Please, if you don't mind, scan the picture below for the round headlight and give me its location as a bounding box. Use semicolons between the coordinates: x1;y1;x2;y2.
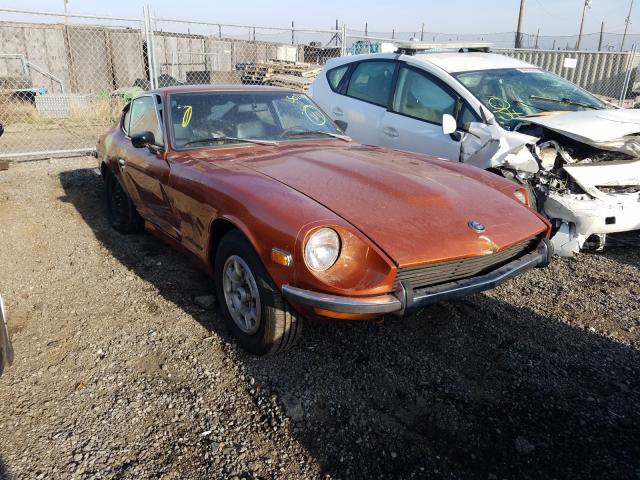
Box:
304;228;341;272
514;190;527;205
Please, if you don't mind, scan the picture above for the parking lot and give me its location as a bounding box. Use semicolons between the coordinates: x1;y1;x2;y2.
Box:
0;156;638;479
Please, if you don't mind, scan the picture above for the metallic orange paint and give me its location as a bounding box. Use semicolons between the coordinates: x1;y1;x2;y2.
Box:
97;85;552;320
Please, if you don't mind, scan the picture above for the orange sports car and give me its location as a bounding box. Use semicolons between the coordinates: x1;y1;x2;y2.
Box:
96;85;552;355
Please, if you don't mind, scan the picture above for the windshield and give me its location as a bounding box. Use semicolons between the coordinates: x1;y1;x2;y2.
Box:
453;68;609;130
169;91;342;149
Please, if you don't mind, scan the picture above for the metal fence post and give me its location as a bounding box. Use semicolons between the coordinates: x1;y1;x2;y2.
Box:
143;5;157;89
619;44;637;106
341;23;347;57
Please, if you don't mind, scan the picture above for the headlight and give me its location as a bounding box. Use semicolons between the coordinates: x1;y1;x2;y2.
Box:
304;228;341;272
514;190;528;205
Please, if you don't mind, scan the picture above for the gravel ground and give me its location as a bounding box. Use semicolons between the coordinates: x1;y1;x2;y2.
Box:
0;156;638;480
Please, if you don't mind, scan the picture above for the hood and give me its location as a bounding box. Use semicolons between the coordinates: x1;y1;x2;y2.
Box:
238;145;547;267
519;109;640;156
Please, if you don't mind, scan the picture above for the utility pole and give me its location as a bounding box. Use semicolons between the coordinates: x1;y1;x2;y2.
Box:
535;28;540;48
515;0;525;48
621;0;634;51
576;0;592;50
598;20;604;50
365;22;368;37
420;23;424;41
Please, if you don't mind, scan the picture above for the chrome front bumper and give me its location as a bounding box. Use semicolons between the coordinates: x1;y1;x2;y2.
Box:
0;295;14;376
282;239;552;317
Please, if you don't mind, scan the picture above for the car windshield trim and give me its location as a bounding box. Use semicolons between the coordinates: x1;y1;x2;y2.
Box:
283;130;351;142
182;136;279;147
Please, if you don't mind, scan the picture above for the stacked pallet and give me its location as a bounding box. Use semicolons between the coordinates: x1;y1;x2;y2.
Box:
270;74;314;91
239;61;322;92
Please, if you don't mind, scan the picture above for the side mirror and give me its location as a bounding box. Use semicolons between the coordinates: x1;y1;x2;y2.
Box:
334;120;348;132
131;131;155;148
442;114;457;135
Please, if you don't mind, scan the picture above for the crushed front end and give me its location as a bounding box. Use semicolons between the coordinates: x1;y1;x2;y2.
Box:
462;111;640;256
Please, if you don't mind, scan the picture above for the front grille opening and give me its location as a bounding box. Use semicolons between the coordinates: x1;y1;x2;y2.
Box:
394;237;538;290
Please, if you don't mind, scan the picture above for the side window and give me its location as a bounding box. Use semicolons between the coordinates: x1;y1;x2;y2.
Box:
129;96;164;146
346;61;395;107
327;65;348;91
392;66;456;125
121;104;132;134
459;105;481;131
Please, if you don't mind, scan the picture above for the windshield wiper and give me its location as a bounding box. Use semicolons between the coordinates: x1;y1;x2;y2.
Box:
284;131;351;142
529;95;600;110
182;135;279;147
511;99;551;112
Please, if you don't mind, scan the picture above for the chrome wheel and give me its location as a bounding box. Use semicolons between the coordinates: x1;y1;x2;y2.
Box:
222;255;261;335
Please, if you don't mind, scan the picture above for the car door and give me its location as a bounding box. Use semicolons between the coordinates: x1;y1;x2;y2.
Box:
120;95;180;238
381;64;462;161
331;60;397;146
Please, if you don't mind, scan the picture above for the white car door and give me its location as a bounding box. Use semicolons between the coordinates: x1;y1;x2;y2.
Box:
381;64;462;161
329;60;397;146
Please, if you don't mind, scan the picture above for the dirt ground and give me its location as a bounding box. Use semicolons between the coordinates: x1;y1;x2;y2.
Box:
0;156;639;480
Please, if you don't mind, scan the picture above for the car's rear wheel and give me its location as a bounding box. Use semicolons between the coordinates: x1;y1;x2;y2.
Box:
105;170;143;233
215;230;303;355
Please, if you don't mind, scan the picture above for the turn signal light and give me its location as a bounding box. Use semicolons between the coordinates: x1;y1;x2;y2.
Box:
270;248;292;267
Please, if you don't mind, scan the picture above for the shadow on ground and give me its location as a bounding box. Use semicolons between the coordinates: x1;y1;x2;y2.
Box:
0;458;9;480
60;168;640;479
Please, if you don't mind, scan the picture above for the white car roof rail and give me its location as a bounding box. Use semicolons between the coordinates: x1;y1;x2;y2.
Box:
392;41;493;55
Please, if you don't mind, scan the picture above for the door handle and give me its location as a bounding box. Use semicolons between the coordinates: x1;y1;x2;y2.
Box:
118;158;126;168
332;107;344;117
383;127;399;138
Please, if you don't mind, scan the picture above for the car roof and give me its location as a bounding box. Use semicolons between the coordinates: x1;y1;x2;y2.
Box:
332;51;537;74
151;84;298;95
413;52;536;73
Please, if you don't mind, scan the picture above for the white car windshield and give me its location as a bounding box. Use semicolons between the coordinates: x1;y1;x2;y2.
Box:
169;91;343;149
454;68;609;130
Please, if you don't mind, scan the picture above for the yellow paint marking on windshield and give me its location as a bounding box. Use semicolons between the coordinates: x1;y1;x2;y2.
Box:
487;96;523;121
179;105;193;128
302;104;326;126
286;94;305;103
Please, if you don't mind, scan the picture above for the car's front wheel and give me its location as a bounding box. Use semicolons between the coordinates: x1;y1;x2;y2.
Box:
215;230;303;355
105;170;143;233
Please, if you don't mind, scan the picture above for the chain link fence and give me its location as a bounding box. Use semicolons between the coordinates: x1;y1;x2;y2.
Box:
0;7;342;159
1;6;640;160
0;9;146;159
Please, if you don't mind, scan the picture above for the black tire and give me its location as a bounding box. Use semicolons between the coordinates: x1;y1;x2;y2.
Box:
105;170;143;233
215;230;303;355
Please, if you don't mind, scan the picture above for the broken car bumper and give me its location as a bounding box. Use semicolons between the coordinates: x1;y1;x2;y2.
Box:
282;239;552;317
545;192;640;256
545;193;640;237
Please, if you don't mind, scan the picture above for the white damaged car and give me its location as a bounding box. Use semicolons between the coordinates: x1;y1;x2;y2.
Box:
310;44;640;256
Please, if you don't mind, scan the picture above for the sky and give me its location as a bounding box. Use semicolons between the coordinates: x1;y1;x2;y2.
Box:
6;0;640;36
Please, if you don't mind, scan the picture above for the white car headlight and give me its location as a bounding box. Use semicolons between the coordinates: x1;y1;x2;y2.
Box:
304;228;341;272
514;190;527;205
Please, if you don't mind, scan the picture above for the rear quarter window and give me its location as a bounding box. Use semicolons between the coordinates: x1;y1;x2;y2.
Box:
327;65;348;91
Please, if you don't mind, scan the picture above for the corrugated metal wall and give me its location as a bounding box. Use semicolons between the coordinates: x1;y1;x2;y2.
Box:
496;48;639;100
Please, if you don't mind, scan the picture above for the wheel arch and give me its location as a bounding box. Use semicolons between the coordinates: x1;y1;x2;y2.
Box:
208;216;263;275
